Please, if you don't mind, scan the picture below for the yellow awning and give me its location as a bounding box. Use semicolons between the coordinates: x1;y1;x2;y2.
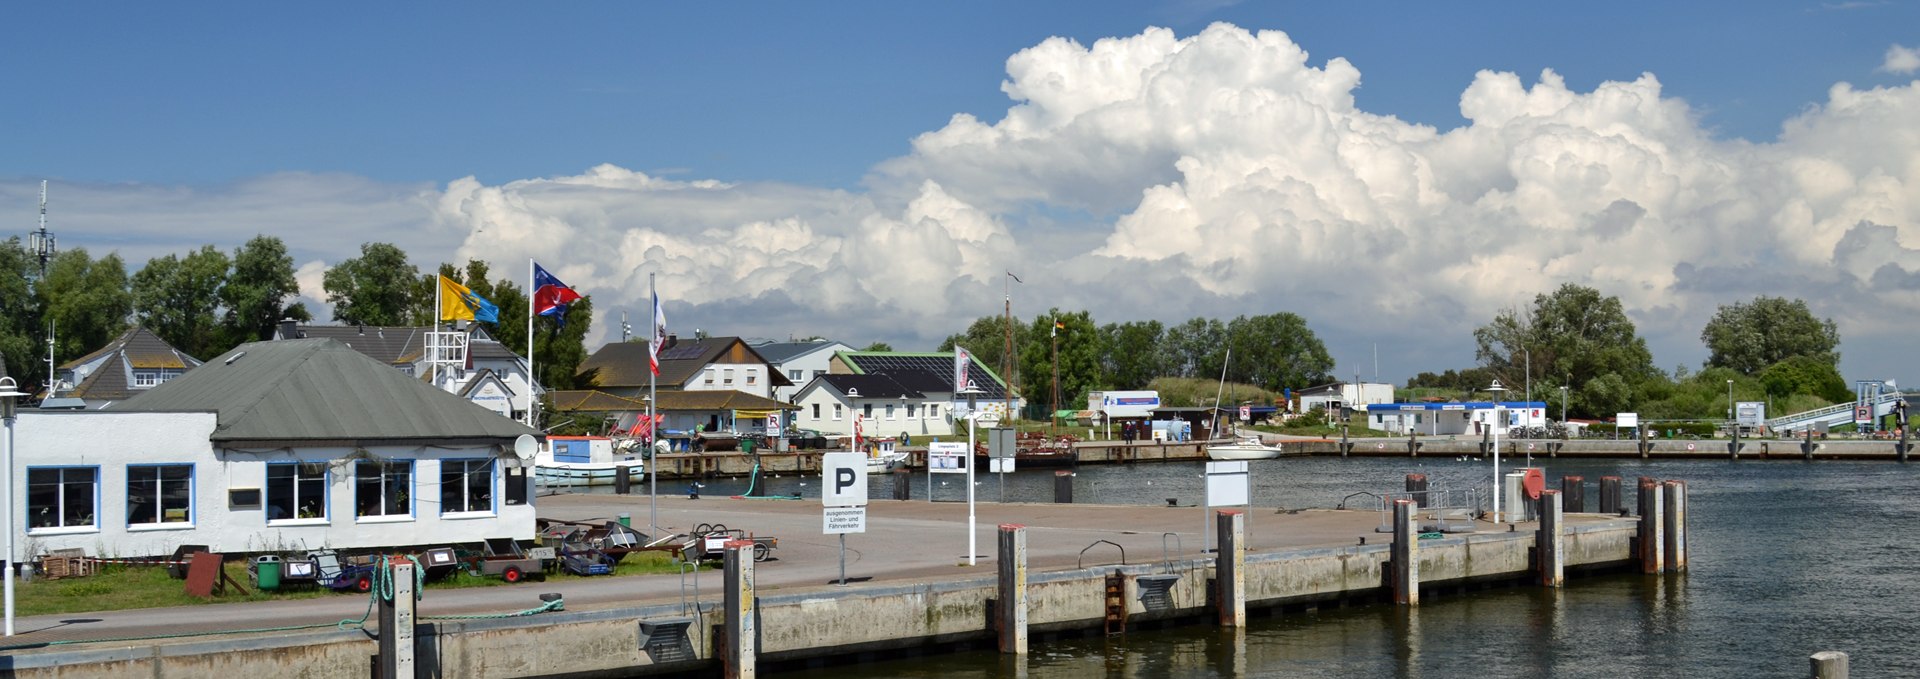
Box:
734;409;782;419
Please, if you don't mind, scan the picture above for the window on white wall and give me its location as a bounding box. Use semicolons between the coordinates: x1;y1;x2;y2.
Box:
929;404;939;419
132;371;159;388
789;369;802;381
704;368;715;385
863;403;873;418
885;403;896;420
812;403;820;419
355;460;412;519
268;462;327;521
908;404;917;419
127;464;192;525
833;404;843;420
27;467;97;530
440;459;494;514
724;369;735;385
747;370;757;385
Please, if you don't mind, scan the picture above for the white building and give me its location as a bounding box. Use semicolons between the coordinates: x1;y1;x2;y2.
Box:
53;326;204;408
9;338;542;559
1296;382;1395;414
791;373;956;440
576;335;790;401
752;339;854;402
1362;402;1550;435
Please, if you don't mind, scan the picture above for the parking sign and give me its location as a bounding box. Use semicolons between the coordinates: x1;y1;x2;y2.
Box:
821;452;868;508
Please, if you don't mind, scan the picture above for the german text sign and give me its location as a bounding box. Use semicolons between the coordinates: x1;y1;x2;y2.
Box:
821;452;868;508
929;442;969;474
1206;460;1250;507
824;506;867;534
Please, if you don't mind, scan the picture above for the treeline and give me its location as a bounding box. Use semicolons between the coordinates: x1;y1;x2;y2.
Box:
937;310;1334;411
0;238;593;394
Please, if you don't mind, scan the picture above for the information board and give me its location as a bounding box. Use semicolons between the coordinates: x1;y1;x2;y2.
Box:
928;441;970;474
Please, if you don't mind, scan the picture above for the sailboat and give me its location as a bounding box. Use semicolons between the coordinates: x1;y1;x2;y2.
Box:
1206;348;1285;460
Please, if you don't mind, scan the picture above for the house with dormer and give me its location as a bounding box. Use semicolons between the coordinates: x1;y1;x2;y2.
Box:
53;326;204;409
272;320;537;422
559;335;796;447
788;350;1022;438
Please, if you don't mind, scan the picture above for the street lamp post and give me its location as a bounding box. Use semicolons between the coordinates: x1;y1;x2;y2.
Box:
1559;385;1569;429
1486;379;1508;524
1727;379;1734;435
958;382;985;566
0;376;25;637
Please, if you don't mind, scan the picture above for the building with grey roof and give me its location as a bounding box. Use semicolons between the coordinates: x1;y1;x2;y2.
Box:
750;338;853;402
54;326;204;408
13;337;542;558
274;320;538;424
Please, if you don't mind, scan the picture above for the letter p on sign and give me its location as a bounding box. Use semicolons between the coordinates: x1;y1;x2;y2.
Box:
821;452;869;508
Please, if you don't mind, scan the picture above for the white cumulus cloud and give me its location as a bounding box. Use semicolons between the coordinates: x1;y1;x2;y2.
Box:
1881;44;1920;74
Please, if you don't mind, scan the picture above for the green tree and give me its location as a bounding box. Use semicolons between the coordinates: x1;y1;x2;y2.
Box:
1759;355;1851;403
1701;296;1840;375
132;245;230;359
219;236;305;347
1160;317;1225;379
1017;310;1101;413
323;243;418;326
43;248;132;363
0;238;44;390
861;342;894;352
539;295;593;390
1474;283;1658;418
1097;320;1164;390
1222;312;1333;392
938;315;1019;382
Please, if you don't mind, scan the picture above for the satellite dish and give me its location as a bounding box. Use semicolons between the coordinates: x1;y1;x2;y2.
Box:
513;434;538;461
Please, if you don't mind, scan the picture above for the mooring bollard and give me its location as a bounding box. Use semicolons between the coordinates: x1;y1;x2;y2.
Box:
1810;650;1849;678
1405;474;1429;508
1803;428;1816;460
892;468;910;501
997;524;1027;655
1215;510;1246;627
1537;489;1563;587
614;466;632;495
1729;427;1741;460
1663;480;1687;573
1599;476;1622;515
1639;426;1651;458
723;539;757;679
1053;470;1073;504
1561;475;1585;513
1637;478;1664;575
1392;499;1418;605
378;559;417;679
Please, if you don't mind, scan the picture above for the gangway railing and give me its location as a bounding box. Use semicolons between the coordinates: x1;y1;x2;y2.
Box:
1768;391;1906;431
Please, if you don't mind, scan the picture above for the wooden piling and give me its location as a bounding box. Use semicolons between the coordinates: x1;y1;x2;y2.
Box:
1053;470;1073;504
723;539;757;679
1663;480;1687;573
1215;510;1246;626
1637;478;1664;575
1405;474;1429;509
1599;476;1621;514
1561;475;1585;513
1537;489;1563;587
1392;499;1418;605
997;524;1028;654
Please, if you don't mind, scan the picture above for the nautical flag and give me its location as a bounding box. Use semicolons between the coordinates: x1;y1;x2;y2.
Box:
1052;319;1064;337
648;288;666;376
532;262;583;325
438;275;499;323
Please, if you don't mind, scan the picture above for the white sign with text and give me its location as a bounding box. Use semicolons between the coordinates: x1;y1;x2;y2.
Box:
821;452;869;508
824;506;867;534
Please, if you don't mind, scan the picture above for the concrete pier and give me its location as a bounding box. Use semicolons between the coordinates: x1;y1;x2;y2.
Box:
996;524;1028;655
1392;499;1418;605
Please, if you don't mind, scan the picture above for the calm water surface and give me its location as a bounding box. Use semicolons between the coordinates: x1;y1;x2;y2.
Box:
607;456;1920;677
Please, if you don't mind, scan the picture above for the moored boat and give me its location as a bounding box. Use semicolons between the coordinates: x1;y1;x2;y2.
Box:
1207;435;1285;460
537;435;646;487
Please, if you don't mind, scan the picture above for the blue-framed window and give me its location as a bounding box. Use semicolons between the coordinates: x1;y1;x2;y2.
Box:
354;460;412;518
27;466;98;530
440;459;493;514
267;461;328;521
127;464;193;526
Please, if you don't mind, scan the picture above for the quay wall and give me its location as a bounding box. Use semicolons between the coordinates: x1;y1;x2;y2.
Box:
4;517;1640;678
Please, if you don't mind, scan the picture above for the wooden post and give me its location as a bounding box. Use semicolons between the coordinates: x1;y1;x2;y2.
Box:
1405;474;1429;509
997;524;1028;654
1215;510;1245;627
1663;480;1687;573
1537;490;1563;587
723;539;757;679
1561;475;1585;513
1053;470;1073;504
1803;428;1816;460
1392;499;1418;605
1598;476;1622;514
1637;477;1664;575
1729;426;1741;460
892;467;910;501
1810;651;1849;678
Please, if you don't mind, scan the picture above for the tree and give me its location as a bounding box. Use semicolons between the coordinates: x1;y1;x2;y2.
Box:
1160;317;1225;379
938;315;1019;381
1701;296;1840;375
1474;283;1658;418
1017;309;1101;414
323;243;418;326
539;295;593;390
0;238;44;390
862;342;893;352
1759;355;1851;403
219;236;305;347
1222;312;1333;392
132;245;230;358
43;248;132;364
1097;320;1164;390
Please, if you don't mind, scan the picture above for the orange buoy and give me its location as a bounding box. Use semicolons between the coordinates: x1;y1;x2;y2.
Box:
1523;468;1546;500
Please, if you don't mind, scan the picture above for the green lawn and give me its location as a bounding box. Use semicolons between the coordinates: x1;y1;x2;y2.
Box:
17;551;707;617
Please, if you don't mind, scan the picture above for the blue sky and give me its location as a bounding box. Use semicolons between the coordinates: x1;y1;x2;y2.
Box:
3;2;1919;387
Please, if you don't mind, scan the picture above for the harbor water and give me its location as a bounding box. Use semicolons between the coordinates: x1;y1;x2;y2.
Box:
613;456;1920;676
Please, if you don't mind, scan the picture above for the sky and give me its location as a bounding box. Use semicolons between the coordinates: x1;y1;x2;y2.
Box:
3;2;1919;389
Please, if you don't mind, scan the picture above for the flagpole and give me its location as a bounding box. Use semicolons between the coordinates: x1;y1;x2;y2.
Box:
525;259;535;428
648;272;659;535
433;273;442;387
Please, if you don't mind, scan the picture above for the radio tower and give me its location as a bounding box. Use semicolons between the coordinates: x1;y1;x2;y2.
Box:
31;181;58;393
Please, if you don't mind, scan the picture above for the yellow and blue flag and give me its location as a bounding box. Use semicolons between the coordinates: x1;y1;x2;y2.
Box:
439;275;500;323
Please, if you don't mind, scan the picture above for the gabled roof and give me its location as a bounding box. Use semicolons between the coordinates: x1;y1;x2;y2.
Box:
61;326;204;402
835;351;1013;400
549;388;796;413
276;324;521;365
579;336;793;389
116;338;538;446
456;369;515;398
751;339;849;364
808;374;926;400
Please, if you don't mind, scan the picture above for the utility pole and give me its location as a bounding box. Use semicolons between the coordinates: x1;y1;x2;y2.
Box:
1050;316;1059;434
1004;271;1020;419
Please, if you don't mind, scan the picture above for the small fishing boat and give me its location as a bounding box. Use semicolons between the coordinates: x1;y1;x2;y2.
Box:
537;435;646;487
865;438;909;472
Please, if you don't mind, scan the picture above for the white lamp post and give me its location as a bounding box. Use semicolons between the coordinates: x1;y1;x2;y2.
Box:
0;376;25;637
846;387;862;452
1486;379;1508;524
1726;379;1735;434
958;381;984;566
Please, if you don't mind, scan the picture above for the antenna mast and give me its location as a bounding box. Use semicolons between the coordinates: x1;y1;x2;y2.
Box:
33;181;60;393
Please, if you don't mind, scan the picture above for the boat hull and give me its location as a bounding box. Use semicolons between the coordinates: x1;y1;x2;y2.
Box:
536;463;645;487
1206;445;1283;460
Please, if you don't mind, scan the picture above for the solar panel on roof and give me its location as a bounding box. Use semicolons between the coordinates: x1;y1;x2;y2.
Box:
658;344;707;360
